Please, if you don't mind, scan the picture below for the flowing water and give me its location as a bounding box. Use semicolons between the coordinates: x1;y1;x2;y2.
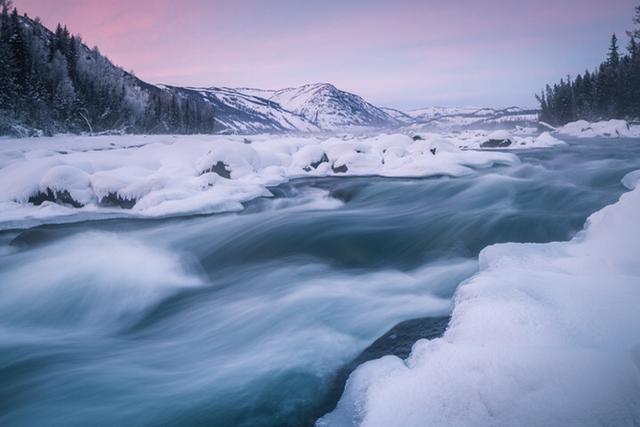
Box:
1;138;639;426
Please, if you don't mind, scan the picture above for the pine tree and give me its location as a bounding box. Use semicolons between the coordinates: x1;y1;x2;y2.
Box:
538;9;640;125
628;37;639;59
607;33;620;68
633;4;640;39
0;6;18;114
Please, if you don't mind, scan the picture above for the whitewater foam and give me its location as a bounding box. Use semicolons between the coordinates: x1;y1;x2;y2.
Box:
0;232;202;331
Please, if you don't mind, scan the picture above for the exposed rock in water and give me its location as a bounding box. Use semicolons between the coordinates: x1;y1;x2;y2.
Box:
354;316;450;363
28;188;84;208
480;138;512;148
304;153;330;172
10;229;58;249
99;193;137;209
309;316;451;424
329;187;359;203
332;163;348;174
201;161;232;179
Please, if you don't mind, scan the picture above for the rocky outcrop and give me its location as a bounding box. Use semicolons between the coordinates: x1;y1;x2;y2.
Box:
28;188;84;208
201;161;232;179
480;138;512;148
98;193;137;209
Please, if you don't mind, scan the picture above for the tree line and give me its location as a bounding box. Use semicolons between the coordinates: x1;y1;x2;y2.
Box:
0;1;215;136
537;4;640;126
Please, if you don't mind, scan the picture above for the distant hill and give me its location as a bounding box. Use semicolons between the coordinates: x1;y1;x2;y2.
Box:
404;106;540;130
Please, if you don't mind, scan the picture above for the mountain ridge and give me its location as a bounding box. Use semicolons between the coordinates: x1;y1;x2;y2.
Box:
182;84;540;134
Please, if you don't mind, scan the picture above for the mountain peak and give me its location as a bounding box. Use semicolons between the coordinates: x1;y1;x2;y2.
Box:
268;83;396;130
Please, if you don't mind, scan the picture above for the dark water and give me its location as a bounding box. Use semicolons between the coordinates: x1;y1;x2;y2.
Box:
0;138;639;426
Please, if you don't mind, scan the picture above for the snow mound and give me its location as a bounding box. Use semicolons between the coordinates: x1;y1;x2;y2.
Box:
557;120;640;138
320;170;640;427
0;134;518;228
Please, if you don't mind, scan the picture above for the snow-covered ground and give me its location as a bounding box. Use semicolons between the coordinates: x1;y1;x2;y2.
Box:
0;133;521;229
556;119;640;138
320;169;640;427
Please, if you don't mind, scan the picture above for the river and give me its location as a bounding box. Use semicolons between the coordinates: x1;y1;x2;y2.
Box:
1;137;638;426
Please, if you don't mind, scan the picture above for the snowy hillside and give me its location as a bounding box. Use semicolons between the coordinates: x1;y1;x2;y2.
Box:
266;83;398;130
381;107;415;124
181;84;399;134
175;86;319;134
0;14;215;136
406;106;540;130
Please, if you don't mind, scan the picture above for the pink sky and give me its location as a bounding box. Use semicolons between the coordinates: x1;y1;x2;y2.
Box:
14;0;639;109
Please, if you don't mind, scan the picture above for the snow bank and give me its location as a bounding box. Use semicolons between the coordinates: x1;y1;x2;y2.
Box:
0;134;518;228
320;170;640;427
557;120;640;138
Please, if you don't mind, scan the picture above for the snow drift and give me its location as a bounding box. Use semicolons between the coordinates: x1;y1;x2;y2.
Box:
319;170;640;427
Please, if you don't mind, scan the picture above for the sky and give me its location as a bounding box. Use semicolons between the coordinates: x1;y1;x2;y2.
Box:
14;0;640;110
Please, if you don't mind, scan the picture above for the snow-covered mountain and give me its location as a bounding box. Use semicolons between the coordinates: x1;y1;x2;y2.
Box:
178;83;399;134
381;107;415;124
264;83;398;130
168;83;540;134
176;86;320;134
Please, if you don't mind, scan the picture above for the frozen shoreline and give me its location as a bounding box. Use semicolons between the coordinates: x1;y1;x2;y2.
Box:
0;133;524;230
